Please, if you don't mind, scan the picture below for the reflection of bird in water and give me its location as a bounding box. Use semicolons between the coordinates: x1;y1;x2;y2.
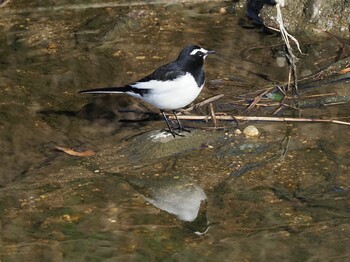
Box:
128;177;210;235
80;44;215;137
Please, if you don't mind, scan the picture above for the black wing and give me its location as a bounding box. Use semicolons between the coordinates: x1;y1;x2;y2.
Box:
136;61;187;82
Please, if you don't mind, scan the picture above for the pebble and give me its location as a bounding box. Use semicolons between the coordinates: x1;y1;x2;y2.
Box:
234;129;242;135
276;56;286;67
243;125;259;137
219;7;227;14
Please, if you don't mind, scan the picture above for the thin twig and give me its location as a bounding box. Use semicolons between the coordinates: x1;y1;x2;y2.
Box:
209;103;217;127
245;87;275;112
276;85;287;96
273;104;285;115
167;114;350;126
0;0;10;8
182;94;224;113
302;93;337;98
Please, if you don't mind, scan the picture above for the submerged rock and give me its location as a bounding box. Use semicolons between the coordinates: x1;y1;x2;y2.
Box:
243;125;260;137
123;129;225;162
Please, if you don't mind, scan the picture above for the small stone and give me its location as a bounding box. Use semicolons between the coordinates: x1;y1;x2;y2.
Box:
300;69;312;77
234;129;242;135
135;56;146;60
219;7;227;14
276;56;286;67
113;50;122;57
243;125;259;137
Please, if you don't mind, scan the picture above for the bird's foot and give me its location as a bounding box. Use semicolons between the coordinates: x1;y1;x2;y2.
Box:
161;128;184;138
170;129;185;137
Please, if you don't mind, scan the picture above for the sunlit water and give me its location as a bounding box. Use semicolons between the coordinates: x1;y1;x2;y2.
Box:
1;1;350;261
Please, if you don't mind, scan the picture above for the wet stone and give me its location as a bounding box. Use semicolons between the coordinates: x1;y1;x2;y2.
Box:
243;125;259;137
123;129;225;162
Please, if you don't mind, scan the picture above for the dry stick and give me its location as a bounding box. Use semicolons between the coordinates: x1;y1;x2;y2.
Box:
276;85;287;96
274;84;289;115
246;87;275;111
167;115;350;126
303;93;337;98
181;94;224;113
0;0;10;8
242;103;281;107
273;105;285;115
209;103;217;127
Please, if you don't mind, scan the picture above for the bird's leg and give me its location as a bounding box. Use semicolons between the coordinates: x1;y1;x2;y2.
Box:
160;110;182;137
173;110;191;133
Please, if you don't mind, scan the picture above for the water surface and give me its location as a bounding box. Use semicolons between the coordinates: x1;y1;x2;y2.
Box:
1;1;350;261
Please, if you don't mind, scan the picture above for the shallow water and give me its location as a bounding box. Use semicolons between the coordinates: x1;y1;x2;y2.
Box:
1;1;350;261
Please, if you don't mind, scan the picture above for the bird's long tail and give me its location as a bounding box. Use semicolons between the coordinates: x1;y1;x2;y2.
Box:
79;86;129;94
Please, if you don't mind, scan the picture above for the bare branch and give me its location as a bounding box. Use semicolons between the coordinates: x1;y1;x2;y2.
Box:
167;114;350;126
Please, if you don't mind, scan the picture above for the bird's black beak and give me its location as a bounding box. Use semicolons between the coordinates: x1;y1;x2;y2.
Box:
207;50;216;55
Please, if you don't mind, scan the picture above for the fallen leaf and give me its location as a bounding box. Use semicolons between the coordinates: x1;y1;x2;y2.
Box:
340;68;350;74
55;146;95;157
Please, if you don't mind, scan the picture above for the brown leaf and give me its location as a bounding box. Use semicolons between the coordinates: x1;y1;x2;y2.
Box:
340;68;350;74
55;146;95;157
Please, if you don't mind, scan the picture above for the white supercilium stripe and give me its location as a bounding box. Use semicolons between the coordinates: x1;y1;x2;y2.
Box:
190;48;208;55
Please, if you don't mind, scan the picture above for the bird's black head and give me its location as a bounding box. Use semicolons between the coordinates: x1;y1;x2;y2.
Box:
176;44;215;70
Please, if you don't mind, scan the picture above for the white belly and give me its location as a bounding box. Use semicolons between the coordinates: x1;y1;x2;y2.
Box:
130;73;203;110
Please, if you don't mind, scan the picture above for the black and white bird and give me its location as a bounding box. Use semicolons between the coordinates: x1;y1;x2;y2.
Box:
79;44;215;137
